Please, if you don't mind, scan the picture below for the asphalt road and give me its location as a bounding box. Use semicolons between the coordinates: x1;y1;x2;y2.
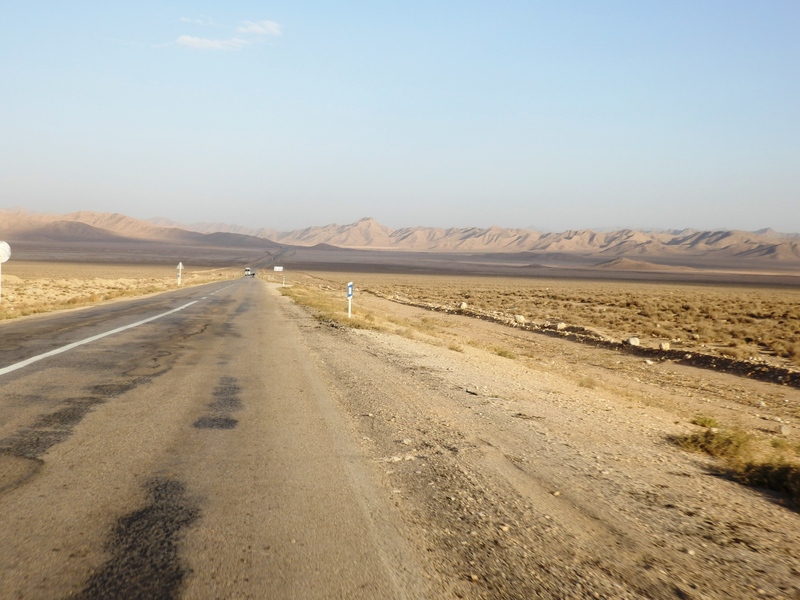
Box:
0;279;426;599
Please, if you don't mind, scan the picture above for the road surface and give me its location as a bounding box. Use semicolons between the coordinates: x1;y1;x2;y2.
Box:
0;279;427;599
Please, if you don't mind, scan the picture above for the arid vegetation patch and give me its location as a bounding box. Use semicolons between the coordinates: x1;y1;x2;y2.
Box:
322;274;800;368
0;262;238;320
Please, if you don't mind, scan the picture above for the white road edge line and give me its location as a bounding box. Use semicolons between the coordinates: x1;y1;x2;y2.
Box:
0;300;199;377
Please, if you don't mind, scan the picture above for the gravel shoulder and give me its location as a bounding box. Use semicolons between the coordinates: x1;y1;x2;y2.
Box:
284;288;800;599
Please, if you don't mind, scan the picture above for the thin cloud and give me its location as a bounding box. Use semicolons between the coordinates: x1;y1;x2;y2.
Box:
172;18;282;51
176;35;249;51
237;20;282;36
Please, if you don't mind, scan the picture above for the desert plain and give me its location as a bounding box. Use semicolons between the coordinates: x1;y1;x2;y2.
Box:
1;212;800;598
0;261;239;320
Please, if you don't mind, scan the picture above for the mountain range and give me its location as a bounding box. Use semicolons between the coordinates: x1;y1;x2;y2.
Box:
2;209;800;269
153;216;800;264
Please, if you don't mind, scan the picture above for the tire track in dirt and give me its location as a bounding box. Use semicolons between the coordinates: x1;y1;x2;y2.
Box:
296;297;800;599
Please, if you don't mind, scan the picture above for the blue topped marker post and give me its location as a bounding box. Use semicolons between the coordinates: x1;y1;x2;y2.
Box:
347;282;354;318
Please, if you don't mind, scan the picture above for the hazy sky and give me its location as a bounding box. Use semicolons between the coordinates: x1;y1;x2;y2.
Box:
1;1;798;232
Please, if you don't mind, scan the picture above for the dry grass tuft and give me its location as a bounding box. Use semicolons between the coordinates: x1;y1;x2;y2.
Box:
675;427;752;460
691;415;721;428
735;461;800;504
674;424;800;505
491;346;516;359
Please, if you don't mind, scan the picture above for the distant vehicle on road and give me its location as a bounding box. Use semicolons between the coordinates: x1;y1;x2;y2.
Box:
243;268;255;277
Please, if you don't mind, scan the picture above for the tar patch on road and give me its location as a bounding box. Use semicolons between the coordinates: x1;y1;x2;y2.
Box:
234;299;253;315
0;379;143;492
88;378;143;398
0;451;42;493
76;478;199;600
193;376;242;430
0;397;105;460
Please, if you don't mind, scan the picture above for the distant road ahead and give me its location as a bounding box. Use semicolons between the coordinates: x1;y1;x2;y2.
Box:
0;279;424;599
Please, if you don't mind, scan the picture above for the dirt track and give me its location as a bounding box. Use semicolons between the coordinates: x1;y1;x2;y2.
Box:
292;290;800;599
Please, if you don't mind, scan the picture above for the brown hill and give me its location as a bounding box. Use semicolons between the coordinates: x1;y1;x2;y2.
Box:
0;209;280;249
24;220;129;243
595;258;696;272
178;221;280;241
276;218;396;248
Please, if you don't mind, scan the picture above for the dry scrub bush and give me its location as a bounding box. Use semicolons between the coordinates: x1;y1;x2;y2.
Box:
691;415;721;428
492;347;517;359
736;461;800;505
676;427;753;460
674;424;800;505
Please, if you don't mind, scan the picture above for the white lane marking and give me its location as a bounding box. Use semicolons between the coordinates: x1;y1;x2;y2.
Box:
0;301;199;377
202;297;208;300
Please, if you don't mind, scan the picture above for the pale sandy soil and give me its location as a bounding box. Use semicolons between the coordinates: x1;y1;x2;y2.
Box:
291;272;800;376
287;285;800;599
0;262;240;321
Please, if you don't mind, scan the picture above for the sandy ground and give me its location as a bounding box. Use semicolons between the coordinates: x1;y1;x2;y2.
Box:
0;262;240;320
288;289;800;599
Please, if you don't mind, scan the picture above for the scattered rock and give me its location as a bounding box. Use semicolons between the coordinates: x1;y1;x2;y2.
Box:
644;359;654;365
459;302;468;310
466;386;479;396
779;424;791;436
556;322;567;331
660;342;671;351
627;337;640;346
514;314;526;324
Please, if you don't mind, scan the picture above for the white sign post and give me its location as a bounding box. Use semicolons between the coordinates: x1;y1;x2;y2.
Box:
177;262;183;286
347;281;354;318
0;241;10;303
274;265;284;285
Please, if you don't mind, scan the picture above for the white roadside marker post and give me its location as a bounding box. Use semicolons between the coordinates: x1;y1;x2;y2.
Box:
347;281;354;318
177;262;183;286
0;241;10;303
